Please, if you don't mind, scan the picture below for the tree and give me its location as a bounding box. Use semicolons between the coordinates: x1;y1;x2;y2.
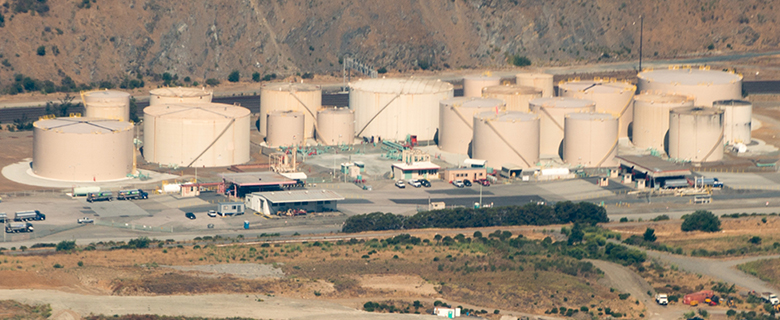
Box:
36;45;46;56
251;72;260;82
511;55;531;67
228;70;240;82
56;240;76;251
681;210;721;232
643;228;657;242
749;236;762;245
473;231;482;238
377;67;387;74
567;223;584;245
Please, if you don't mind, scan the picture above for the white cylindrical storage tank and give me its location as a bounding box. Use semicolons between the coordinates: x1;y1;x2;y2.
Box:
516;73;554;97
637;66;742;107
473;111;540;169
632;93;694;151
558;79;636;139
143;103;250;167
33;117;133;181
713;100;752;145
438;97;505;154
563;112;619;167
668;106;724;163
350;78;454;141
266;110;305;147
529;97;596;157
481;84;542;112
82;90;131;121
463;74;501;97
260;82;322;138
317;107;355;145
149;87;213;106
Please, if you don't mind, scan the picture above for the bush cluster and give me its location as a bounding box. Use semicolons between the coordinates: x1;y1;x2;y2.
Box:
681;210;721;232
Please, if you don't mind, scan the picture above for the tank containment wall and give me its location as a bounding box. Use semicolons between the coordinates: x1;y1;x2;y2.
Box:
260;82;322;138
266;110;305;147
438;97;505;154
632;92;694;152
149;87;213;106
463;74;501;98
82;90;131;122
529;97;596;157
472;111;540;169
713;100;752;145
668;106;724;163
33;117;133;181
558;79;636;138
349;78;454;141
563;112;619;167
516;73;554;98
482;84;542;112
317;107;355;145
637;66;742;107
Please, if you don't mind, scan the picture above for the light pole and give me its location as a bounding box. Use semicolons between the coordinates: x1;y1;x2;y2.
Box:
479;182;483;208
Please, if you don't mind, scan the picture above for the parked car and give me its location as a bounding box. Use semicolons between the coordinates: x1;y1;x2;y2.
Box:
185;212;196;220
77;217;94;224
452;180;465;188
407;179;422;188
478;179;491;186
419;179;431;187
463;179;472;187
207;210;217;217
395;180;406;188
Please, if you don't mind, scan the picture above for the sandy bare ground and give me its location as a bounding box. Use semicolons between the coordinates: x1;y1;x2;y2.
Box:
0;289;442;320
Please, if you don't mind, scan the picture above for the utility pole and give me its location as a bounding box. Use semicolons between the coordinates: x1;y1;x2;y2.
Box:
639;15;644;72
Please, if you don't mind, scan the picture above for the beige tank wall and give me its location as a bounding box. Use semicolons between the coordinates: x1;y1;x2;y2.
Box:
463;76;501;97
516;73;554;97
472;111;539;169
558;80;635;138
714;100;752;144
438;98;504;154
637;68;742;107
530;98;596;157
317;108;355;145
482;85;541;112
632;93;694;152
266;111;305;147
563;113;618;167
83;90;131;121
260;84;321;138
668;107;724;162
149;88;213;106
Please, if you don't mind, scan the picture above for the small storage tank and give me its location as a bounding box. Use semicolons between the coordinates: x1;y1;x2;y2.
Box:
558;79;636;138
438;97;505;154
473;111;540;169
668;106;724;162
713;100;752;145
260;82;322;138
266;110;305;147
144;103;250;167
637;66;742;107
463;74;501;97
317;107;355;145
529;97;596;156
632;93;694;151
350;78;454;141
516;73;554;97
82;90;131;121
481;84;542;112
149;87;213;106
563;113;619;167
33;117;133;181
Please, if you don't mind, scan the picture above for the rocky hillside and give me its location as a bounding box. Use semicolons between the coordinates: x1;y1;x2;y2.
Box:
0;0;778;89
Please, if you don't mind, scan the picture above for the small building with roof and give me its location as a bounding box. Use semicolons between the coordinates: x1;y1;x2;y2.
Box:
245;189;345;216
616;155;692;188
220;172;297;197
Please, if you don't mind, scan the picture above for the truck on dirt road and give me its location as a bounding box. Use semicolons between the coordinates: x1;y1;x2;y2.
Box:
655;293;669;305
14;210;46;221
684;290;717;306
5;222;33;233
762;292;779;305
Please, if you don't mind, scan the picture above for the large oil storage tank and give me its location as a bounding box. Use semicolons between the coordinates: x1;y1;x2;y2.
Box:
317;107;355;145
266;110;305;147
516;73;554;97
632;93;694;151
260;82;321;138
637;66;742;107
713;100;752;145
463;74;501;97
438;97;505;154
33;117;133;181
82;90;131;121
149;87;213;106
472;111;540;169
558;79;636;138
668;106;724;163
481;84;542;112
529;97;596;156
350;78;454;141
563;113;618;167
143;103;250;167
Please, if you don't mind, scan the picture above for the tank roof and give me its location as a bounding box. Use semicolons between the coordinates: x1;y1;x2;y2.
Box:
475;110;538;122
83;90;130;99
482;84;541;95
713;99;751;107
149;87;212;97
559;80;635;93
530;97;595;108
638;68;742;85
671;106;724;116
634;92;693;104
318;107;354;114
349;78;454;94
34;117;133;133
144;103;250;119
517;73;553;79
463;74;501;81
441;97;504;108
263;82;320;92
566;112;616;121
268;110;304;117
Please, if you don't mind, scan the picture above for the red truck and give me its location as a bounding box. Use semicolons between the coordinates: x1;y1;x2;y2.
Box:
683;290;717;306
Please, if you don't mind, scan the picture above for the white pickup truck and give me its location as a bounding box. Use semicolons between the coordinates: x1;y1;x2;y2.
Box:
655;293;668;306
762;292;779;305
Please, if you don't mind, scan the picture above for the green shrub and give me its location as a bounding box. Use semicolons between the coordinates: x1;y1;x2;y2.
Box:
511;55;531;67
36;46;46;56
228;70;240;82
643;228;657;242
205;78;220;86
55;240;76;252
53;263;63;268
77;261;84;267
252;72;260;82
681;210;721;232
